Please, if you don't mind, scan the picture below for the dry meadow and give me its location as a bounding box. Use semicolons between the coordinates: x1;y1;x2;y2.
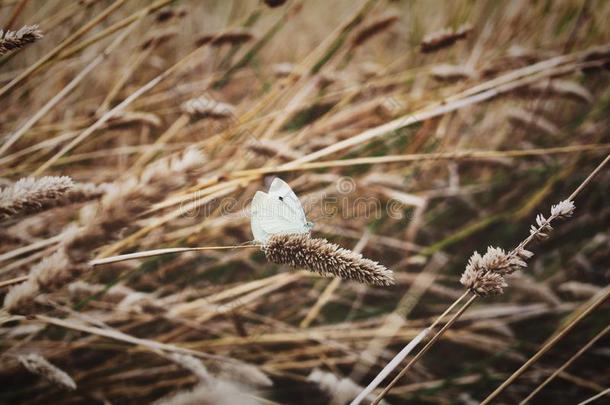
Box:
1;0;609;404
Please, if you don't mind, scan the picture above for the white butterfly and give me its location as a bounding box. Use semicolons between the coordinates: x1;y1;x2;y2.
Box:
251;178;314;243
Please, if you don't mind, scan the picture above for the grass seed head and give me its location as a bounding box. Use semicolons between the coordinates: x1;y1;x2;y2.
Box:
18;353;76;390
420;23;472;53
0;25;43;55
263;234;395;286
0;176;74;220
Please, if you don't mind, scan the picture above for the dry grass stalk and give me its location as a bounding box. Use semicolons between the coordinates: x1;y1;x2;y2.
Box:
104;111;163;128
519;325;610;404
3;149;204;314
67;147;204;256
247;138;303;160
506;107;560;136
140;28;178;49
275;51;592;169
377;156;604;402
0;0;128;98
0;24;43;55
372;293;478;404
420;23;472;53
32;32;205;175
525;79;594;104
18;353;76;390
2;3;610;403
89;245;257;267
0;176;74;220
26;316;264;404
0;0;171;99
263;234;395;286
353;328;429;404
0;19;139;157
576;387;610;405
349;253;443;383
308;97;395;137
195;29;255;47
481;45;550;76
558;281;601;298
155;7;187;23
233;143;610;176
481;286;610;404
351;14;399;48
68;280;135;304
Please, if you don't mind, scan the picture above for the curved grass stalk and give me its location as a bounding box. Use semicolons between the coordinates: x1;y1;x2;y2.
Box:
89;245;261;267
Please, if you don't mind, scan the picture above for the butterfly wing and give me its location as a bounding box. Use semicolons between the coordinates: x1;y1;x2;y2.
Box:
267;178;307;224
257;194;309;234
250;191;271;243
251;179;312;243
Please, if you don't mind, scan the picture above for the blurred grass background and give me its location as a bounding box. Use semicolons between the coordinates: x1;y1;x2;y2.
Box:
0;0;609;404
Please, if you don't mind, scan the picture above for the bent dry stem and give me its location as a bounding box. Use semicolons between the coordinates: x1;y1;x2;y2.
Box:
481;286;610;404
519;325;610;404
372;293;477;404
372;152;610;403
89;245;261;266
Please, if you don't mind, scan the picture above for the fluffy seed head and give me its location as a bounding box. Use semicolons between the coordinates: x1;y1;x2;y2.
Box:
474;246;525;276
263;234;395;286
3;250;76;315
153;380;258;405
181;97;236;119
0;176;74;219
209;360;273;388
3;280;39;314
0;25;43;55
18;354;76;390
420;23;472;53
551;199;575;218
308;369;386;405
430;64;476;81
460;266;507;297
165;353;210;382
460;243;534;296
29;250;71;292
459;246;523;296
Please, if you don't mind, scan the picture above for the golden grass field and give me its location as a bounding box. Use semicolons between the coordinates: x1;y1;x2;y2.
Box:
1;0;609;404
